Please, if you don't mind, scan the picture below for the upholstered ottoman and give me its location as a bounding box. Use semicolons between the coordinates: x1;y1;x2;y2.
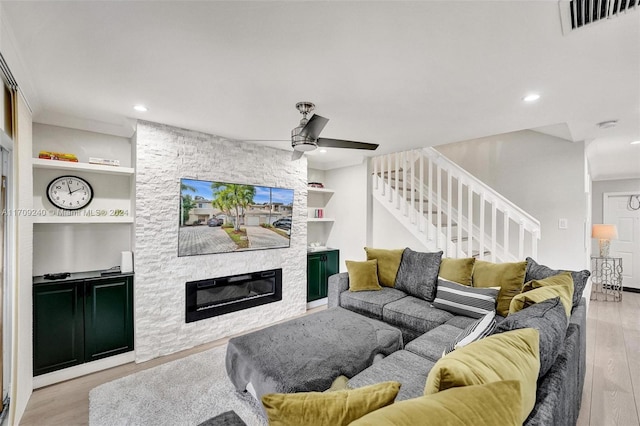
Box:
225;307;403;400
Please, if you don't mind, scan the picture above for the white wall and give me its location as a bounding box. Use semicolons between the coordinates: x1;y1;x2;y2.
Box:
436;130;588;270
324;162;369;272
134;121;307;362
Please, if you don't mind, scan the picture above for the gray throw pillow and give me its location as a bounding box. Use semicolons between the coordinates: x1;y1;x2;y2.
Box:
395;249;443;301
493;297;568;378
525;257;590;309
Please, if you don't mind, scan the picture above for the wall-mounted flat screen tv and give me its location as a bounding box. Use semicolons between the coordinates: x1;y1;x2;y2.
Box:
178;178;294;257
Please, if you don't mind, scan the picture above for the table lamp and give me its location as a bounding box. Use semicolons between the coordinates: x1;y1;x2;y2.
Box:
592;224;618;257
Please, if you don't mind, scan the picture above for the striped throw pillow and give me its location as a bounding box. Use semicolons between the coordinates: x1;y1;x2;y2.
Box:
443;311;497;355
432;277;499;319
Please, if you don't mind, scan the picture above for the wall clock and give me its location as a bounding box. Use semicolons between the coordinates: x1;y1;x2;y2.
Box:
46;175;94;210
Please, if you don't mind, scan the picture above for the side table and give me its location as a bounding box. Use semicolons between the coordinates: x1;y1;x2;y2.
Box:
590;256;623;302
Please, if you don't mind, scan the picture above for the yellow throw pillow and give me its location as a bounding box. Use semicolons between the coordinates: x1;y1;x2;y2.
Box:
325;375;350;392
510;274;574;316
472;260;527;316
522;271;573;293
364;247;404;287
424;328;540;424
261;381;401;426
439;257;475;286
346;260;382;292
351;380;522;426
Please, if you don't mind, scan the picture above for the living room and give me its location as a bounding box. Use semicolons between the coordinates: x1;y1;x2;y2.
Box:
0;1;638;425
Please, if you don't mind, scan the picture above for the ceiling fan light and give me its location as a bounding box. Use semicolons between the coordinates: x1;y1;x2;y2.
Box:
292;141;317;152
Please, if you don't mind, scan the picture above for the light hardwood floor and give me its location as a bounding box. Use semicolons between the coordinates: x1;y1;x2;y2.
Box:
20;295;640;425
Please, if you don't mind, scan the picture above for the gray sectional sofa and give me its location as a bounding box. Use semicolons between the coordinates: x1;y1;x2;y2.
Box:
327;266;588;426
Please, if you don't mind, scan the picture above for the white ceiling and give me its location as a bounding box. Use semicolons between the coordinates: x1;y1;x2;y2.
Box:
2;1;639;177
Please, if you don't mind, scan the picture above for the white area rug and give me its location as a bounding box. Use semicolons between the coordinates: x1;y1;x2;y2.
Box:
89;345;267;426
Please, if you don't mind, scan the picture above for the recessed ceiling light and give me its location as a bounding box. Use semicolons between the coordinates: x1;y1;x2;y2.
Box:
597;120;618;129
522;94;540;102
631;140;640;145
319;149;327;154
133;105;148;112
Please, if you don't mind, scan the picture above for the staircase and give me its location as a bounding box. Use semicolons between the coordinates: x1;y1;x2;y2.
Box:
372;148;540;262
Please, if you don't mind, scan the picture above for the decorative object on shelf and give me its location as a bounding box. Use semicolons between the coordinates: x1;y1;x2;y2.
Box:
121;251;134;273
89;157;120;167
43;272;70;280
313;208;324;218
46;175;94;210
38;151;78;162
590;256;623;302
308;182;324;188
591;224;618;257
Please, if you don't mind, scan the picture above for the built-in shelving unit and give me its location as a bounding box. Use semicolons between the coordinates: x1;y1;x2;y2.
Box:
31;124;136;386
32;158;135;175
307;186;335;222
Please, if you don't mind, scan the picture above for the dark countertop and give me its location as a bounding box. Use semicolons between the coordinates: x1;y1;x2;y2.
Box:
33;270;134;284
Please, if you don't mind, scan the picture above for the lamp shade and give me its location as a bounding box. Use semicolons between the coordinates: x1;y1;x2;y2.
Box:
592;224;618;240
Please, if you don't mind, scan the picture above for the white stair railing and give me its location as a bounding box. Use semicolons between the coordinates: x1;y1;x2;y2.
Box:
372;148;540;262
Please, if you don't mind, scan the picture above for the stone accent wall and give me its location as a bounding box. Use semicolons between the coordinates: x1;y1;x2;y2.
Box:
134;120;307;362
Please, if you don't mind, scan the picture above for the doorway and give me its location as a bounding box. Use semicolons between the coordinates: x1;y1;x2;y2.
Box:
604;192;640;289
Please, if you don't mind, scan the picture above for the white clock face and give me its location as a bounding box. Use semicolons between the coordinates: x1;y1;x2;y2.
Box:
46;175;94;210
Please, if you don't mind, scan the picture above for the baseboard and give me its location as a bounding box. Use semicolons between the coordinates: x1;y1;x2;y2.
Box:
33;351;135;389
307;298;328;310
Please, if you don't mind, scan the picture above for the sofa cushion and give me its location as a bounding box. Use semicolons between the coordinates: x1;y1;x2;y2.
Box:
261;381;401;426
444;315;477;329
351;380;522;426
345;259;382;292
364;247;405;287
473;260;527;317
395;249;443;301
425;328;540;424
439;257;475;285
348;350;436;401
432;277;499;319
495;297;567;378
525;257;591;309
383;295;454;335
340;287;407;320
510;278;573;317
444;311;497;355
405;324;462;362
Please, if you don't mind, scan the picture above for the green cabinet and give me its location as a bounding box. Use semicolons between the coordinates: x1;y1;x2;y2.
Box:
33;281;85;375
84;276;134;362
307;249;339;302
33;272;134;376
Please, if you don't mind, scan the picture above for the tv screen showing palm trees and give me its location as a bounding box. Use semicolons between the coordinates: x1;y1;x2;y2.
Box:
179;178;294;256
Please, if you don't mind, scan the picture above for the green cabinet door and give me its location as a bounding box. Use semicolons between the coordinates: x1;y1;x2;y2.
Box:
33;281;84;376
307;250;339;302
84;276;134;362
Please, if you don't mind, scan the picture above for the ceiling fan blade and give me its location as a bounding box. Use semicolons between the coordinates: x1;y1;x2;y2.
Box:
317;138;379;151
291;150;304;161
300;114;329;139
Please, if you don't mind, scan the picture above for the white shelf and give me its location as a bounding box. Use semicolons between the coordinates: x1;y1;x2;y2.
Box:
33;216;134;224
307;218;335;222
307;187;335;194
33;158;135;175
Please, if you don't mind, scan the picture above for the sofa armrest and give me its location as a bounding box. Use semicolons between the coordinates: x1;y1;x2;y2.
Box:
328;272;349;308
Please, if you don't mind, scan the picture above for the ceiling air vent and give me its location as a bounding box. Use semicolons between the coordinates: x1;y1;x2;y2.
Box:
559;0;639;33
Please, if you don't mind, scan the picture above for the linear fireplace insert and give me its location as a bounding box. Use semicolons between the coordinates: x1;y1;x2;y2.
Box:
185;268;282;323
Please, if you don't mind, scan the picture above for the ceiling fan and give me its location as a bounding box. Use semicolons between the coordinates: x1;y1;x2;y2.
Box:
291;102;378;152
290;102;379;153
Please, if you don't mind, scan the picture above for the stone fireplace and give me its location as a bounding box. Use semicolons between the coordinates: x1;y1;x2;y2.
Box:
134;120;307;362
